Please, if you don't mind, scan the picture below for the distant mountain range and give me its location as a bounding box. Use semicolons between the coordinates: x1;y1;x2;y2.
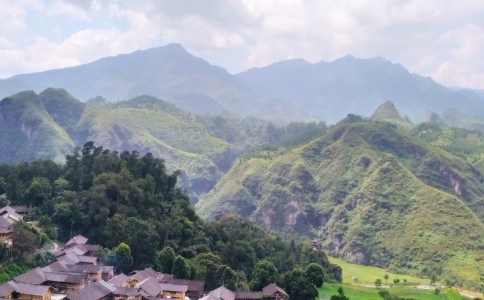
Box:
236;56;484;123
1;44;483;124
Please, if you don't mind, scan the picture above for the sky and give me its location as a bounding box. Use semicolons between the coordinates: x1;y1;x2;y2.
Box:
1;0;484;89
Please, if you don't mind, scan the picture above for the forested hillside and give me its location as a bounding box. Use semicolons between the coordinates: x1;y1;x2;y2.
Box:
0;143;341;292
197;114;484;290
0;88;324;203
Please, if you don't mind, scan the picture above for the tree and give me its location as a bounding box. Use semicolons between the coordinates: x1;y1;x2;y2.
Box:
218;265;238;290
305;263;325;287
283;267;318;300
375;278;382;288
378;289;391;299
114;243;133;273
0;241;9;262
249;260;278;291
430;272;438;284
172;255;191;279
155;247;176;273
384;274;389;283
330;287;349;300
12;222;38;259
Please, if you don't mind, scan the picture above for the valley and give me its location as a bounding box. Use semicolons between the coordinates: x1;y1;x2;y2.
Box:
4;81;484;292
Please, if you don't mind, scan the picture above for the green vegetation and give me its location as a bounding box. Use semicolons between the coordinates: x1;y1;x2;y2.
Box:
0;143;341;297
370;101;412;129
328;257;425;284
197;114;484;289
0;88;325;204
318;284;473;300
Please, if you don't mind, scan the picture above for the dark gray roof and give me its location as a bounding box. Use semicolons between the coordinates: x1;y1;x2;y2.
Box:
67;280;115;300
159;283;188;292
14;267;47;285
68;265;102;274
9;205;28;213
108;273;129;287
0;280;50;297
209;286;235;300
129;268;160;282
43;261;70;272
262;284;288;297
79;255;99;264
45;272;86;284
65;235;88;246
0;281;17;297
16;282;50;296
101;266;114;274
114;286;139;296
134;277;162;297
235;291;264;299
163;278;205;292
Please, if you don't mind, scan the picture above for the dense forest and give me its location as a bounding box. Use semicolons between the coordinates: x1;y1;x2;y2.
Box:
0;142;341;296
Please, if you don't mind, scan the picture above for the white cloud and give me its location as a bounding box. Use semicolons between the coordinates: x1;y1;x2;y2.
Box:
1;0;484;88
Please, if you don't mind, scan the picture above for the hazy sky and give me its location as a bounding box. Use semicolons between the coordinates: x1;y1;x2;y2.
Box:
1;0;484;89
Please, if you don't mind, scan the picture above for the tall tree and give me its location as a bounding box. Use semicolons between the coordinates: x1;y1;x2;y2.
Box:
249;260;278;291
305;263;325;288
155;247;176;273
172;255;191;279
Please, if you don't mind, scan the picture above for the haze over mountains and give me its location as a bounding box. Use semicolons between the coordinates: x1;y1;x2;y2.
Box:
1;44;483;124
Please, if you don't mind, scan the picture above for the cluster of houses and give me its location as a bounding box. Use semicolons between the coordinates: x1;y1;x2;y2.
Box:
0;205;29;241
0;205;289;300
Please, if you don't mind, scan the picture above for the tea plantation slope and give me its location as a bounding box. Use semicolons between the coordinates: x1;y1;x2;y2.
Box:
197;119;484;288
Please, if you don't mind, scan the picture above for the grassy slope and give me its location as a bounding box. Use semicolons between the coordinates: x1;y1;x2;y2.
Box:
197;119;484;288
0;90;74;163
0;89;233;202
328;257;427;284
318;285;470;300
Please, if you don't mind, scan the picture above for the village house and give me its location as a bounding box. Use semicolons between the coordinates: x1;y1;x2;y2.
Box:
0;206;24;241
161;278;205;299
199;284;289;300
0;280;52;300
65;280;116;300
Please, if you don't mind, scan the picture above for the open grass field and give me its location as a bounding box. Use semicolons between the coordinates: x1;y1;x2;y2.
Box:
328;256;429;284
318;284;473;300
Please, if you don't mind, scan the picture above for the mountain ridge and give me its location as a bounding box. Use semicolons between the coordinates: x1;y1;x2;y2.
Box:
196;115;484;288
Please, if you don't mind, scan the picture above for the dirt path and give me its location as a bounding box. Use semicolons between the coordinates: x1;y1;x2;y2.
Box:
457;289;481;299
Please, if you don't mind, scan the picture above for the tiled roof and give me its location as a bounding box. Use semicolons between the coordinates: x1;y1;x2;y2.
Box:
13;267;47;285
262;284;288;297
16;282;50;296
163;278;205;292
67;280;115;300
209;286;235;300
79;255;99;264
235;291;264;299
65;235;88;246
101;266;114;274
108;273;130;287
129;268;160;282
44;272;86;284
159;283;188;292
114;286;139;296
135;277;162;297
0;281;17;297
68;265;102;274
0;280;49;297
